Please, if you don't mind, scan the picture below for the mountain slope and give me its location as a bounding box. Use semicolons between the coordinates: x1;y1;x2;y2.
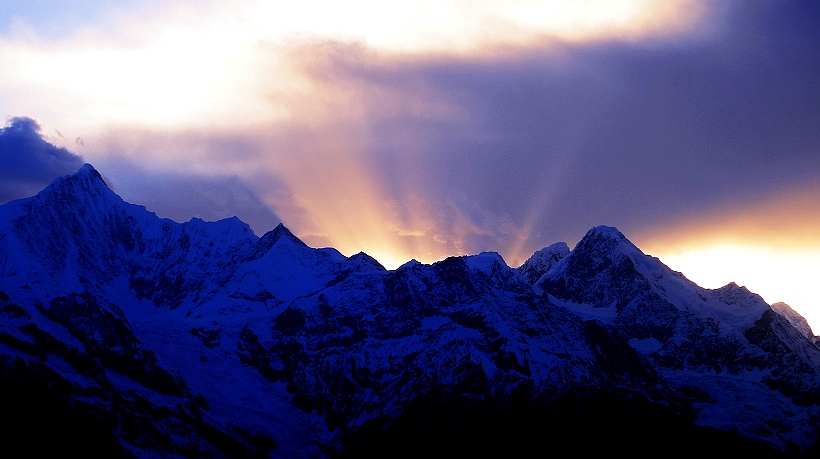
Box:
1;166;818;457
772;301;817;342
528;226;820;452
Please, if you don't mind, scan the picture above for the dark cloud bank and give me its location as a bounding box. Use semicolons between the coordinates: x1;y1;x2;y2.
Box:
301;1;820;251
0;117;85;202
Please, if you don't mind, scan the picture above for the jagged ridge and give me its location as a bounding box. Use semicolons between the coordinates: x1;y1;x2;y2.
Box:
0;165;818;457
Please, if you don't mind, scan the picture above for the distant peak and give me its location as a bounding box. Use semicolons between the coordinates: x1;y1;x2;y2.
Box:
713;282;765;306
464;251;507;275
586;225;626;240
272;223;307;245
78;163;99;175
245;223;309;261
184;215;254;237
256;223;308;249
66;163;109;189
465;251;505;263
35;163;114;204
74;163;107;184
573;225;643;256
717;282;748;293
518;242;570;285
398;259;421;270
532;242;571;260
771;302;816;339
572;226;632;253
346;252;386;272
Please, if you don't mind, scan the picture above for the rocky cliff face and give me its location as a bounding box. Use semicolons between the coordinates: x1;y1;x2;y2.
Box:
529;226;820;453
0;165;818;457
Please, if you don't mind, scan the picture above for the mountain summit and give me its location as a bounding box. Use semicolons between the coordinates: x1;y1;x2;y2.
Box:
1;165;818;457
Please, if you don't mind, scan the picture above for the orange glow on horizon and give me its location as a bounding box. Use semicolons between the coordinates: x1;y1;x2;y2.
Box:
638;182;820;336
646;243;820;336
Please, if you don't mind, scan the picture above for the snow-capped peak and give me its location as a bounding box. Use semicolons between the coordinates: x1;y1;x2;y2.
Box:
712;282;763;306
772;301;816;340
586;225;623;237
533;242;571;263
518;242;570;285
263;223;308;247
463;251;506;275
578;225;643;257
1;167;819;456
37;162;114;202
247;223;309;260
77;162;104;180
345;252;386;272
398;259;422;270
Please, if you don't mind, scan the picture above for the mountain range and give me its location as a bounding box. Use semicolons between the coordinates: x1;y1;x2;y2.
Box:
1;164;818;457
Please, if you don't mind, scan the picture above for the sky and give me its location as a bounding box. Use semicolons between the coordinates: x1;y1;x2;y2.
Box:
0;1;818;333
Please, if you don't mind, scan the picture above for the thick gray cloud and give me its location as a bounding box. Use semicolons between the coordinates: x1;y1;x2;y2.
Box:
5;2;818;265
0;116;85;202
87;1;812;264
315;0;820;254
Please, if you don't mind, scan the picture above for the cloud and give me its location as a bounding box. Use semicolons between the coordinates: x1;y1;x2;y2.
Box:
26;1;808;270
0;0;711;135
99;159;282;237
636;180;820;251
1;2;819;328
1;1;818;272
0;115;280;235
0;116;85;202
274;0;820;262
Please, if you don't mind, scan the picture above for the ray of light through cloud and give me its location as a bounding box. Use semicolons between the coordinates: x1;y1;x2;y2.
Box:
1;0;819;332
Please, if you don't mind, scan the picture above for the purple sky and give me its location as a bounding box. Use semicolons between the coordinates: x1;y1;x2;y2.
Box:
0;1;818;330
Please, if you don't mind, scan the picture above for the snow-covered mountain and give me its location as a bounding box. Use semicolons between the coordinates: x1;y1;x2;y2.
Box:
1;165;818;457
772;302;817;343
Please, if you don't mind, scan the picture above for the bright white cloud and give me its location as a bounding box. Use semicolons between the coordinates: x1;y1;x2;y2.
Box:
249;0;708;51
0;0;710;134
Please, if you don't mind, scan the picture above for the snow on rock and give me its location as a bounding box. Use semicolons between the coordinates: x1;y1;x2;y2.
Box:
534;224;820;449
628;337;663;353
463;251;506;275
1;165;819;456
771;301;816;340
